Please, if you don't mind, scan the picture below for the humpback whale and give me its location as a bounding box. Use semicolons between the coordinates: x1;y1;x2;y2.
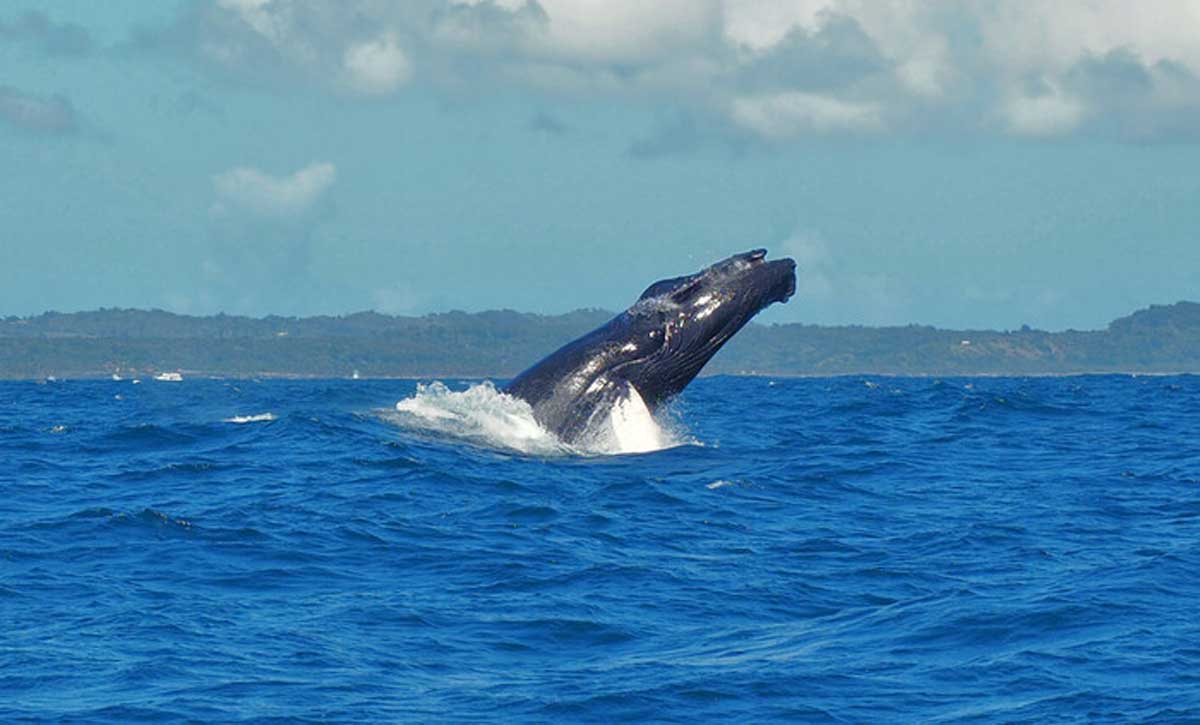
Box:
504;249;796;446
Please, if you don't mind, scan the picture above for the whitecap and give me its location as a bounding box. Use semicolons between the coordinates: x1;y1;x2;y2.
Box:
224;413;276;424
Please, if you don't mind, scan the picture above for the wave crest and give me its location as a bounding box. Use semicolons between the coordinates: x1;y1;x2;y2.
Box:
224;413;276;424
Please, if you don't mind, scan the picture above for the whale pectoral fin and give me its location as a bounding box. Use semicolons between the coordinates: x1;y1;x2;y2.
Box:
554;374;621;443
605;381;664;453
560;377;660;453
538;374;626;445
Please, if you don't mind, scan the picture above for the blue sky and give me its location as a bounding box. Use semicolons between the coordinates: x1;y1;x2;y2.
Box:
2;1;1198;330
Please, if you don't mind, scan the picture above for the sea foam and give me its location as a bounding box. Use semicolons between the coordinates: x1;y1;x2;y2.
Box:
390;381;683;455
224;413;276;424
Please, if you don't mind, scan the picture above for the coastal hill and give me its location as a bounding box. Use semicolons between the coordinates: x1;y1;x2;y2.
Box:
2;302;1198;379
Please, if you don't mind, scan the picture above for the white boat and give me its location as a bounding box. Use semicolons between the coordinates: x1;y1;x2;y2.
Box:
154;372;183;382
111;373;123;381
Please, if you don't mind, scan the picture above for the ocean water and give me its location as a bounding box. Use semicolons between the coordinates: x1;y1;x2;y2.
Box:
2;375;1198;723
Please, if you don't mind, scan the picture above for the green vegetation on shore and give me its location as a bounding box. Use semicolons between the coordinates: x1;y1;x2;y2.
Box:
2;302;1199;379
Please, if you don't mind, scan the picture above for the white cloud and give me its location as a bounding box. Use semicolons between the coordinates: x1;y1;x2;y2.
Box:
218;0;290;43
343;33;412;94
1002;88;1087;137
732;91;883;136
723;0;833;50
212;162;336;219
972;1;1200;78
157;0;1200;142
215;0;290;45
446;0;722;65
524;0;721;66
449;0;526;9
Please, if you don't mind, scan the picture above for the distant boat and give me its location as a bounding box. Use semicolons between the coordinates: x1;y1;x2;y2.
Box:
111;373;123;381
352;370;361;380
154;372;183;382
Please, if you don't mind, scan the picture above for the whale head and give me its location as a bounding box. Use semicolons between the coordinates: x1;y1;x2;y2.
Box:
613;249;796;407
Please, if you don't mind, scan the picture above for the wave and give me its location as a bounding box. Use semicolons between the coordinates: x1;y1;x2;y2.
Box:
387;381;685;456
223;413;276;424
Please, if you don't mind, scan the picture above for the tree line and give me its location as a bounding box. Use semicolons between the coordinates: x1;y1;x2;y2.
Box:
2;302;1198;379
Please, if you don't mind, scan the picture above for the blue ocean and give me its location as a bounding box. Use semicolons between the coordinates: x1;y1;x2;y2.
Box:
3;375;1198;722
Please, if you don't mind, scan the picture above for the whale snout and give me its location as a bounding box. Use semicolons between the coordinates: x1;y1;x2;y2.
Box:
721;250;796;305
777;258;797;302
758;255;796;305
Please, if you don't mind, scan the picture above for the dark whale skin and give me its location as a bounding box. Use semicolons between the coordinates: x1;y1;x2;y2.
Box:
504;250;796;444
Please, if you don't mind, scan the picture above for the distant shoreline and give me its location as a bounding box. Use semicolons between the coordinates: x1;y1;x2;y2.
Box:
3;303;1199;380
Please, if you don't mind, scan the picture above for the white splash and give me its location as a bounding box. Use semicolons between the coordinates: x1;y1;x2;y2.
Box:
224;412;276;424
389;381;685;456
391;381;566;455
607;384;664;454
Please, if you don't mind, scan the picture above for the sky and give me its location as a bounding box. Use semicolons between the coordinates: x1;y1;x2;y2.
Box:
1;0;1198;331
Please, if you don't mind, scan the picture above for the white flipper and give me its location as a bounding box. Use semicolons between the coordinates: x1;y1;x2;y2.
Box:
608;382;664;454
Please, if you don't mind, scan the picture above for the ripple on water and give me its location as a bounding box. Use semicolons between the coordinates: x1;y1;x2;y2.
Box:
1;376;1198;722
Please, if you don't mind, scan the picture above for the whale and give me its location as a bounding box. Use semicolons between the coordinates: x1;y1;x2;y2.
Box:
503;249;796;446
